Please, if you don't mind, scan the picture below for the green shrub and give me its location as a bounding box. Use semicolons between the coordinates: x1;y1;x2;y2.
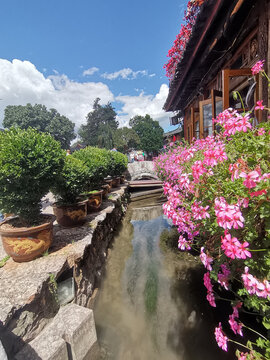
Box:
73;147;111;190
52;155;89;204
0;127;65;224
109;151;128;177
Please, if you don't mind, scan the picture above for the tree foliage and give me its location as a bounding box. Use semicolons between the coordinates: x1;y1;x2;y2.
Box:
129;114;164;154
79;98;118;149
112;127;140;153
3;103;76;149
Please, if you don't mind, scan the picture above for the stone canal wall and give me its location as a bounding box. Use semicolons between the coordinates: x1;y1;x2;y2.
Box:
0;185;129;359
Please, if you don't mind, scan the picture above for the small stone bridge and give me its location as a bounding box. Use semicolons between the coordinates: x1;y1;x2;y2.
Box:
126;161;159;181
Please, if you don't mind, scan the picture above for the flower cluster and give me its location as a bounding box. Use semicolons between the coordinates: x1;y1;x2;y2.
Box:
155;60;270;359
242;267;270;299
221;233;251;260
164;0;208;79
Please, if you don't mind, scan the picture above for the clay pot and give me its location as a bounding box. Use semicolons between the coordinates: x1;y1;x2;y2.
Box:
104;179;113;192
101;184;110;199
86;191;103;213
120;175;125;184
111;177;120;188
53;200;87;227
0;214;55;262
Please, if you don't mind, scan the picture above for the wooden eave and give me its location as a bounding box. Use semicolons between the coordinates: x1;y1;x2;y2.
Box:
164;0;258;112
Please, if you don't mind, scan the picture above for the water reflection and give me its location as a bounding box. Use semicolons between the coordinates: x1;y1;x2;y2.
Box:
94;197;232;360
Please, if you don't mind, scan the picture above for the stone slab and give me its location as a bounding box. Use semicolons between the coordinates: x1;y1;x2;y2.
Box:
58;304;98;360
15;336;68;360
15;304;98;360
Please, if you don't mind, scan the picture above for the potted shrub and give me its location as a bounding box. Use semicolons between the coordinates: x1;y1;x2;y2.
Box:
0;127;65;262
109;151;128;187
73;147;111;212
52;156;89;226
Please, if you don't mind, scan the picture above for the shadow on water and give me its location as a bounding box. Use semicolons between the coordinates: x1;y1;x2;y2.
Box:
94;195;233;360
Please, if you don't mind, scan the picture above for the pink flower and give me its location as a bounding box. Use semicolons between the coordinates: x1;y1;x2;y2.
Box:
255;100;265;110
200;247;213;271
251;60;265;75
239;170;261;189
238;352;249;360
191;160;207;182
221;233;251;259
258;127;266;135
178;235;191;251
229;315;243;336
218;264;230;290
206;291;216;307
215;197;244;230
204;272;213;291
242;267;270;298
192;202;210;220
215;323;228;351
250;189;267;197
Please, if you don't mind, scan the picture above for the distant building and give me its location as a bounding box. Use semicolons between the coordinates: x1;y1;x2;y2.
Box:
163;126;183;146
164;0;269;143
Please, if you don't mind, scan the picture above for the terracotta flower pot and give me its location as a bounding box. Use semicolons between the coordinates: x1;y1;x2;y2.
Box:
53;200;87;227
111;177;120;188
0;214;55;263
120;175;126;184
86;190;103;213
101;184;110;199
104;179;113;192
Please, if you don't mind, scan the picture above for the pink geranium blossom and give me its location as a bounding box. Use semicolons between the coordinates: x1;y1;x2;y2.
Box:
200;247;213;270
229;315;243;336
258;127;266;135
242;267;270;298
215;323;228;351
238;352;249;360
255;100;265;110
239;170;261;189
178;235;191;251
221;233;251;259
206;291;216;307
215;197;244;230
218;264;230;290
251;60;265;75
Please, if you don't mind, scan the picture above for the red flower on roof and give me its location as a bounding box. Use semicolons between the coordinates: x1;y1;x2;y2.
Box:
164;0;208;79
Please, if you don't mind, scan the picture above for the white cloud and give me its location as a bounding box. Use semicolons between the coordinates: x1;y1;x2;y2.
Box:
82;67;99;76
0;59;114;130
0;59;171;134
116;84;172;128
101;68;149;80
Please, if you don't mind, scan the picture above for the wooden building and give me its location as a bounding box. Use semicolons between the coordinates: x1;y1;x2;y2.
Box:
164;0;269;142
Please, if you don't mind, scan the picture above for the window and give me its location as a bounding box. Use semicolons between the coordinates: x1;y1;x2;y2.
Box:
199;90;223;138
222;68;260;120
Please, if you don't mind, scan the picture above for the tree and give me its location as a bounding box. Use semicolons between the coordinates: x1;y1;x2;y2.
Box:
112;127;140;153
3;103;75;149
129;114;164;155
79;98;118;149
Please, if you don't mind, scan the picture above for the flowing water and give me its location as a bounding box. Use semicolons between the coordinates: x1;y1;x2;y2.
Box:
94;195;232;360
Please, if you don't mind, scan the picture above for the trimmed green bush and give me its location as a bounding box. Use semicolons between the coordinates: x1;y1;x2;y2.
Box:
52;155;89;204
109;151;128;177
73;147;111;190
0;127;65;224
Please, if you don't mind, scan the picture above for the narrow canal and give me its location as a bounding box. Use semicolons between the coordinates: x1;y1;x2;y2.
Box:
94;195;232;360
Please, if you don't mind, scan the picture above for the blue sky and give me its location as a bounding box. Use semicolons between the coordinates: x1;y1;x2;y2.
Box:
0;0;186;132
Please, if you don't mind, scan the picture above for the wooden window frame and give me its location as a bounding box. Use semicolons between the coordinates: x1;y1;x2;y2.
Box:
199;89;223;138
222;68;261;121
